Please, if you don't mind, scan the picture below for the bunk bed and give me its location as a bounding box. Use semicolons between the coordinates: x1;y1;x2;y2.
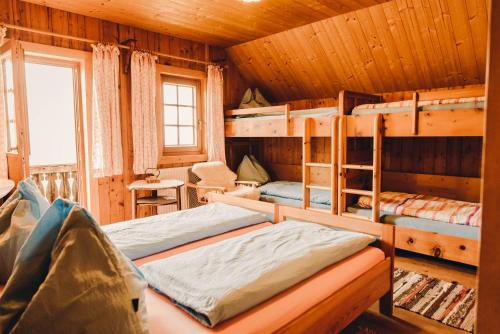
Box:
338;87;484;266
225;104;341;214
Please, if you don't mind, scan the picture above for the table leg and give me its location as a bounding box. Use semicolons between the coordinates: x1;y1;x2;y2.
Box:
176;186;182;211
131;189;136;219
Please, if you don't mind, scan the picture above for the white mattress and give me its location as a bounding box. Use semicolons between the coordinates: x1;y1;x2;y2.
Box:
103;202;268;260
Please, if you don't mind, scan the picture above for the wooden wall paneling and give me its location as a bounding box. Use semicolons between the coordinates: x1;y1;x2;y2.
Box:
227;0;488;102
382;171;481;202
477;0;500;330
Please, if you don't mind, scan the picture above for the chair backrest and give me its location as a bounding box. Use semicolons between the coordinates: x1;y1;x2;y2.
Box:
187;168;203;208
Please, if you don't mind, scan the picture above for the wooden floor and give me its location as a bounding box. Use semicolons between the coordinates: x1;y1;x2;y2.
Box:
342;250;477;334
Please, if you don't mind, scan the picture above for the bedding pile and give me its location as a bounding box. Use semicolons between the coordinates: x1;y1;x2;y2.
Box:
358;191;481;226
140;220;375;327
0;181;148;333
103;202;268;260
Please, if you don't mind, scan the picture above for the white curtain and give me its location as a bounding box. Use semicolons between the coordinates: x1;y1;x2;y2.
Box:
91;43;123;177
131;51;158;175
0;47;8;179
206;65;225;163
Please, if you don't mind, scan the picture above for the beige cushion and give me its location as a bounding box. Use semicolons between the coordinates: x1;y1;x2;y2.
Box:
237;155;270;185
192;161;237;191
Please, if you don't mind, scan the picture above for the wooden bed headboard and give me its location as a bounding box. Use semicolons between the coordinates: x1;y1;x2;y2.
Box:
339;90;382;116
382;171;481;203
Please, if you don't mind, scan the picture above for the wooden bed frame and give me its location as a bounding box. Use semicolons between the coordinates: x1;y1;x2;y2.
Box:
382;171;480;266
224;86;482;266
225;104;337;137
339;88;482;266
209;193;395;334
341;85;484;137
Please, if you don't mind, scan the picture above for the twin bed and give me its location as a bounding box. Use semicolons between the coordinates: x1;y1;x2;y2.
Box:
102;194;394;333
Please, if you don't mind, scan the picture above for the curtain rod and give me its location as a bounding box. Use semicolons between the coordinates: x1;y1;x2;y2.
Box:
1;23;216;66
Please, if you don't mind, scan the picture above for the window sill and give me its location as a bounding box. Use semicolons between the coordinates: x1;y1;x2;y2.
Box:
158;153;207;165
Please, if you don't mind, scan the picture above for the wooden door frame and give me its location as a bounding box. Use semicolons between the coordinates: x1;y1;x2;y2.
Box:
18;41;98;216
477;1;500;332
1;40;30;181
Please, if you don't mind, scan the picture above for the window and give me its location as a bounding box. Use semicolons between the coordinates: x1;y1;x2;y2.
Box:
24;59;78;166
161;74;203;154
0;56;18;152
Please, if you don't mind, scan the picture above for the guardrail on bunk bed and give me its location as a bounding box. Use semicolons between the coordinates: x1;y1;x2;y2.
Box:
225;104;292;136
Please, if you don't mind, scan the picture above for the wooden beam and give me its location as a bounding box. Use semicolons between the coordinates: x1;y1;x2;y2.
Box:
477;0;500;331
411;92;419;135
372;114;382;223
302;118;312;209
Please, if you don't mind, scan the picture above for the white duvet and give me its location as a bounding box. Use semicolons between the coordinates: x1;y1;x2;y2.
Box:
103;202;268;260
140;220;376;327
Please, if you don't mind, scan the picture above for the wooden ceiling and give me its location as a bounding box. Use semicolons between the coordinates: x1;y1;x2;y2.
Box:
227;0;489;101
22;0;387;46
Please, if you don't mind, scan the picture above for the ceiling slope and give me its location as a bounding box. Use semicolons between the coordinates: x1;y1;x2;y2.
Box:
227;0;488;101
21;0;387;46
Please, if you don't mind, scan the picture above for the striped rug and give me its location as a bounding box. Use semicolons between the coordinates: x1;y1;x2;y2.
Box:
394;268;476;332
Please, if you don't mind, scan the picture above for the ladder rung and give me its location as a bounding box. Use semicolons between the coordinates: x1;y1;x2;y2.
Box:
342;188;373;196
306;185;331;191
305;162;331;168
342;164;374;171
341;212;372;221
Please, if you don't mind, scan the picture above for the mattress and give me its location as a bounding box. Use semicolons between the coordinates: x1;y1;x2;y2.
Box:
352;100;484;115
139;236;384;334
226;107;338;121
140;220;376;327
258;181;331;206
103;202;268;260
347;207;480;240
260;194;331;210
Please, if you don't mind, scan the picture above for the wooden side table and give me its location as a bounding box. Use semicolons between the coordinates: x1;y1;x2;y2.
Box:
128;179;184;219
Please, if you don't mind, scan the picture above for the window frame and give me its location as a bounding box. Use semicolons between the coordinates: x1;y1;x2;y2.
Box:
0;54;18;152
156;65;207;164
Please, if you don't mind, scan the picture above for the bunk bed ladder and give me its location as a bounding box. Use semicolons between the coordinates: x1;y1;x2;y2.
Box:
302;117;338;214
338;114;383;223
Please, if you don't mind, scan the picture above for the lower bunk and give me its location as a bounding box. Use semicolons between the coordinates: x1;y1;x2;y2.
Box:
348;207;479;266
256;180;479;266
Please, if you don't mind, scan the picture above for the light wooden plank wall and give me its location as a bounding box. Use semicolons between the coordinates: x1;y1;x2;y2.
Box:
1;0;249;224
229;136;482;180
227;0;488;101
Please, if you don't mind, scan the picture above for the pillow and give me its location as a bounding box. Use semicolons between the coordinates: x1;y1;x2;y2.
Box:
236;155;270;185
0;179;49;283
0;199;148;333
192;161;237;190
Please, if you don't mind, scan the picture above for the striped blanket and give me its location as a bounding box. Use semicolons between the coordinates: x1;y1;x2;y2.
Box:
358;191;481;227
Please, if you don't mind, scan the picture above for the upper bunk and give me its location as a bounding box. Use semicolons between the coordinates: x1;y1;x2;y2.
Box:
224;85;485;138
342;85;485;137
224;104;338;137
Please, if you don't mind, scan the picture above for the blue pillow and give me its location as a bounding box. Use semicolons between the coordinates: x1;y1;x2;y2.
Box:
0;199;148;333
